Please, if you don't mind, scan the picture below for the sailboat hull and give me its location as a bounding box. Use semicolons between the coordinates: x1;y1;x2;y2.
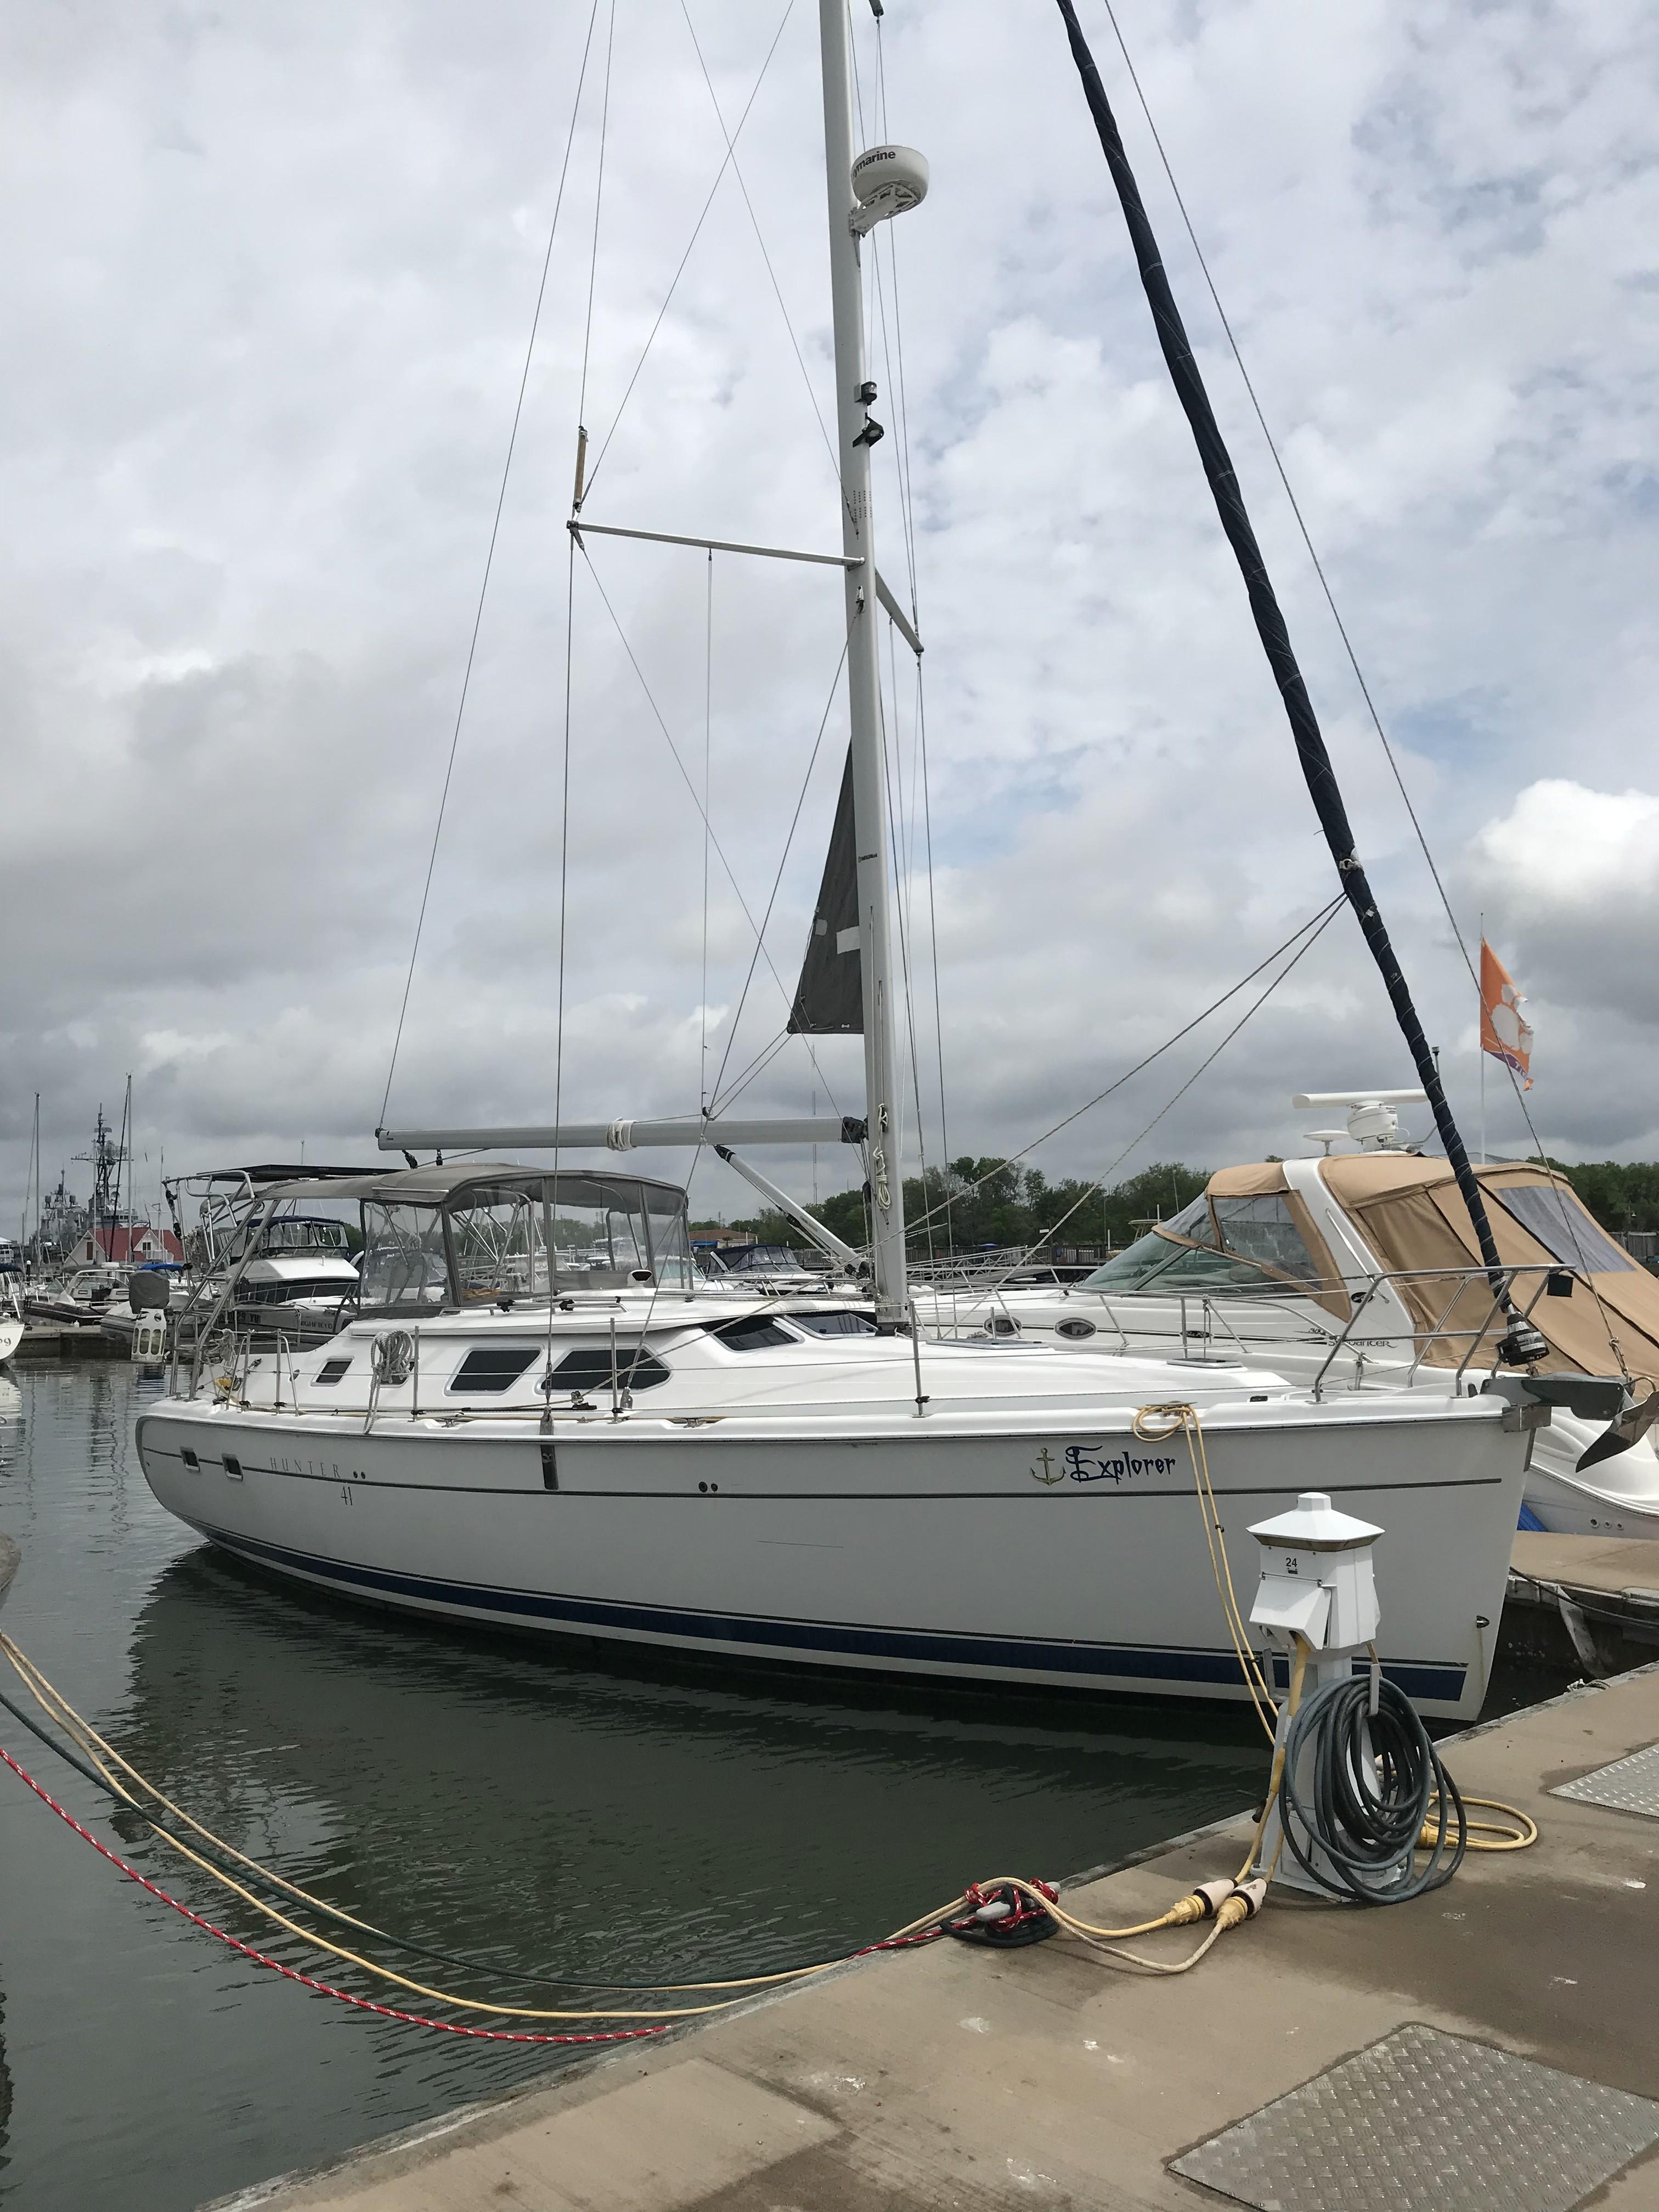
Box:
136;1397;1522;1717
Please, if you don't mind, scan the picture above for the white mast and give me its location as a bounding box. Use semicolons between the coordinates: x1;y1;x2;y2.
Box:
817;0;907;1323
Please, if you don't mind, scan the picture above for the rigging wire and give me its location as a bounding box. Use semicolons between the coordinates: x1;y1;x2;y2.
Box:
675;1;841;495
691;625;849;1231
582;0;801;503
575;0;619;431
880;612;940;1273
879;628;933;1271
552;534;579;1228
574;543;848;1122
1092;0;1629;1377
709;1030;792;1118
904;895;1342;1240
934;896;1347;1298
377;0;603;1128
859;0;943;1256
917;664;955;1249
701;550;713;1114
553;0;619;1250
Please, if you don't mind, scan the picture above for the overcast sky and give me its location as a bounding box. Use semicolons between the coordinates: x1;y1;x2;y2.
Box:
4;0;1656;1234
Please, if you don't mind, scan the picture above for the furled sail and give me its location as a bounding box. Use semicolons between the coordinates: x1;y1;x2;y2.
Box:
1052;0;1522;1322
788;746;862;1035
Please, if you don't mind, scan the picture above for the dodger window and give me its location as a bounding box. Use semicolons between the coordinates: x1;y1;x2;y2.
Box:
360;1203;449;1311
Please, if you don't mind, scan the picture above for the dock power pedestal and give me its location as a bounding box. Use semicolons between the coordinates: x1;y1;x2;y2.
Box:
1248;1491;1398;1895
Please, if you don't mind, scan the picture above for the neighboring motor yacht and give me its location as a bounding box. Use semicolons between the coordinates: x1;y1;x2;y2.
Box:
916;1095;1658;1538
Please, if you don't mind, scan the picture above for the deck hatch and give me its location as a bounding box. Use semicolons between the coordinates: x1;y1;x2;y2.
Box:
1170;2021;1659;2212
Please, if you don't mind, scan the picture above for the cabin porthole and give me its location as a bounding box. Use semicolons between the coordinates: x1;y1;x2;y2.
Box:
1056;1317;1097;1341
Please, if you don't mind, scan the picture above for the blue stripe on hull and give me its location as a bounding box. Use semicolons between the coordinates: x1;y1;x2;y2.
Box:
194;1521;1469;1704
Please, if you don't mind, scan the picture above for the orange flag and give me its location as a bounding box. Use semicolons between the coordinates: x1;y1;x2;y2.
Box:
1480;938;1533;1090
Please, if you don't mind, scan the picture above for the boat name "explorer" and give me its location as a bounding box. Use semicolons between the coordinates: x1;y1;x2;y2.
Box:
1029;1444;1179;1487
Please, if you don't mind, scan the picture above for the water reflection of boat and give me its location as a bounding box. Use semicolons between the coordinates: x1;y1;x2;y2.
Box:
117;1548;1264;1978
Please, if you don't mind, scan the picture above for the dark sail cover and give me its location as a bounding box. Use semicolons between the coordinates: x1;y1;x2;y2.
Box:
788;746;862;1034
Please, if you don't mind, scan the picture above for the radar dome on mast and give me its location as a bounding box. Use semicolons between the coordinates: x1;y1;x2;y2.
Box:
850;144;929;235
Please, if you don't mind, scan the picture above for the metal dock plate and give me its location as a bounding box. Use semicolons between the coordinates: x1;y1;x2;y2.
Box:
1170;2021;1659;2212
1553;1740;1659;1821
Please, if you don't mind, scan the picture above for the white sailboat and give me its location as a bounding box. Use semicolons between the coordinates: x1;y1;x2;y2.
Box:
136;1;1549;1719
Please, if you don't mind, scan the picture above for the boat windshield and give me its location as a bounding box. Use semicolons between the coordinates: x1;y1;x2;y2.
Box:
360;1203;449;1311
450;1183;552;1302
560;1178;694;1291
721;1244;828;1274
259;1216;356;1256
1080;1192;1323;1297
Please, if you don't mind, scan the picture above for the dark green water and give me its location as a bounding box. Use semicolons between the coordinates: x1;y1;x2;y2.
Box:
0;1361;1455;2208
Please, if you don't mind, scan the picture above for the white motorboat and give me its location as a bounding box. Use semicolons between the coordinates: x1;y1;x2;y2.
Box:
106;1164;377;1356
915;1094;1659;1540
698;1243;862;1299
135;3;1575;1720
26;1262;136;1326
0;1278;22;1363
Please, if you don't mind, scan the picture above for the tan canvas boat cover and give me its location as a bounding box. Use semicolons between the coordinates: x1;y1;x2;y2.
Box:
1306;1154;1655;1381
1198;1160;1348;1317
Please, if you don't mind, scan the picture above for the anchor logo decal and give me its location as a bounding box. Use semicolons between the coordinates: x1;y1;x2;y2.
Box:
1030;1447;1064;1487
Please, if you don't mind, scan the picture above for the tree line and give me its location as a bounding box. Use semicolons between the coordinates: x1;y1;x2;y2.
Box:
1543;1159;1659;1237
698;1158;1212;1257
698;1153;1659;1256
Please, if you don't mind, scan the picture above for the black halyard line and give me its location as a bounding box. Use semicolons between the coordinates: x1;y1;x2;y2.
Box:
1091;13;1629;1375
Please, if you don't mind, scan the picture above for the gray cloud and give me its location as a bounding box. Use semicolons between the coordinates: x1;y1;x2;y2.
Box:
5;0;1658;1234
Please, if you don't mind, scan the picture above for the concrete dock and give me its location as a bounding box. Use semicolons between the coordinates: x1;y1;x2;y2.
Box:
9;1322;125;1362
219;1661;1659;2212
